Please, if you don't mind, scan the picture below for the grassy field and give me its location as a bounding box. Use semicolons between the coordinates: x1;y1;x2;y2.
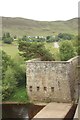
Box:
0;41;19;58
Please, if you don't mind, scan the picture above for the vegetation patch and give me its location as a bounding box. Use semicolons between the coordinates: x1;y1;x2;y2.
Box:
4;86;29;103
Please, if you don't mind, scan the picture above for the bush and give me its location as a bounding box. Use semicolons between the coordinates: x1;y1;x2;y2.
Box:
2;51;12;79
2;67;17;100
12;63;26;86
59;40;75;61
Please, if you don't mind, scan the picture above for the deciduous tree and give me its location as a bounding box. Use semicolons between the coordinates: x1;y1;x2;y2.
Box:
59;40;75;61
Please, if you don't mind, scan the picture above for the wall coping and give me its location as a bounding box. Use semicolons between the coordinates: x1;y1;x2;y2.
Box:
26;56;79;64
67;56;79;62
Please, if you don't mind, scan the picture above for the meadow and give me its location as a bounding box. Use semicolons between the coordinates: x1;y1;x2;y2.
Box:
0;41;19;58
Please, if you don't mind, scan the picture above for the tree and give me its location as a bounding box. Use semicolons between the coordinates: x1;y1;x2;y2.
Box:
2;50;26;100
18;41;55;61
58;33;74;40
2;33;6;40
2;67;17;100
22;35;27;41
12;63;26;86
2;51;12;79
46;36;51;40
2;32;13;44
71;35;80;55
14;35;17;39
59;40;75;61
6;32;10;38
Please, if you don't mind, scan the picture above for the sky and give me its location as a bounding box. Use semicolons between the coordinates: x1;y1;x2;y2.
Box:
0;0;79;21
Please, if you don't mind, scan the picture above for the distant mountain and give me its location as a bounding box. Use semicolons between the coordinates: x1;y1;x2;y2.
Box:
2;17;78;37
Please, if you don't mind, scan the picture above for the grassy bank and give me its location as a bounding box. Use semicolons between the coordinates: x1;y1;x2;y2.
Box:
3;86;29;103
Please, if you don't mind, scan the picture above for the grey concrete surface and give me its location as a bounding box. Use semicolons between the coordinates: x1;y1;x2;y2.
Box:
33;102;72;119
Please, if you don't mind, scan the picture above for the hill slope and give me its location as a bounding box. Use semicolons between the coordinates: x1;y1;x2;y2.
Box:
2;17;78;37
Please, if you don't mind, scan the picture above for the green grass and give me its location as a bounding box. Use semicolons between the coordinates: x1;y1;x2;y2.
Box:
0;41;19;58
5;86;29;103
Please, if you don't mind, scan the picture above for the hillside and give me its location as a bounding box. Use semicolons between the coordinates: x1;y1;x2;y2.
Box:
2;17;78;37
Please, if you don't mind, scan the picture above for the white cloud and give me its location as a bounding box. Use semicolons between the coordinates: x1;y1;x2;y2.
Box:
0;0;79;21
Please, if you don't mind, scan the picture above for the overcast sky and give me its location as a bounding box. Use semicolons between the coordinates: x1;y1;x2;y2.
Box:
0;0;79;21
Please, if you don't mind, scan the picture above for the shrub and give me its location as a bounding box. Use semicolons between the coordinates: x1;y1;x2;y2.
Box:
2;67;17;100
59;40;75;61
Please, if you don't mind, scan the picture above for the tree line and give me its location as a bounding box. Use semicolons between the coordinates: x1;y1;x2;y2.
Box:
2;32;77;43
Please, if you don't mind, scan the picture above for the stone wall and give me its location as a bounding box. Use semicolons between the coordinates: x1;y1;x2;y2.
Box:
67;57;79;102
26;56;79;103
